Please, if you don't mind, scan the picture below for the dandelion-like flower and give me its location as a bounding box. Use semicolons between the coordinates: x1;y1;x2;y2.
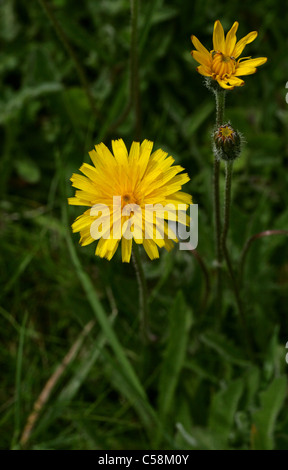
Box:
68;139;192;262
191;20;267;89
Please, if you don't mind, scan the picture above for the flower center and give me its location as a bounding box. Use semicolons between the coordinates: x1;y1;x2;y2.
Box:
211;52;236;78
122;193;137;208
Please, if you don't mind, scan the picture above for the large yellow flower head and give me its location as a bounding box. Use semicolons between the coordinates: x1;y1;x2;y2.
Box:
191;20;267;89
68;139;192;262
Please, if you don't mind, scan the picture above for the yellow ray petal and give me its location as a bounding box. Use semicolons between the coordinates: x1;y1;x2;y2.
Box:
191;35;210;58
80;236;94;247
106;239;120;260
95;238;110;259
138;139;154;180
238;57;267;68
233;31;258;58
191;50;211;68
70;174;96;193
68;197;92;206
92;142;116;170
164;237;175;252
143;219;165;248
162;174;190;196
235;67;257;76
79;226;95;246
71;192;92;205
197;65;212;77
79;163;97;180
141;165;185;194
163;221;178;241
213;20;225;51
225;21;239;55
216;78;235;89
72;214;92;233
129;141;140;164
227;76;244;86
143;239;159;260
112;139;129;166
168;191;193;205
149;148;168;164
121;237;132;263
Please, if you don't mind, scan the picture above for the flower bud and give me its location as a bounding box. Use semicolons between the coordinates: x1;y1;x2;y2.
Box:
213;123;241;161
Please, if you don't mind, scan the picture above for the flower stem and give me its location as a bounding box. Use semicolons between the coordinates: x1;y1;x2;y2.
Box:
132;244;151;343
221;161;233;252
213;89;225;318
221;161;253;358
215;89;225;126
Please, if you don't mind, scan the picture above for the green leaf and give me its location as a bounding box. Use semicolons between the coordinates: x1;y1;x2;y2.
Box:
158;291;191;419
0;1;19;41
252;376;287;450
62;87;91;129
15;158;41;184
209;378;244;447
176;424;225;450
103;349;156;430
244;366;260;409
0;83;63;124
200;331;249;367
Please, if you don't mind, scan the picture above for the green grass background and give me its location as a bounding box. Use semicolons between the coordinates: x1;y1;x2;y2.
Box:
1;0;288;450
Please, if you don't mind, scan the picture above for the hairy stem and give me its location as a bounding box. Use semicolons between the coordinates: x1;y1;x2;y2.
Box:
215;89;225;126
213;89;226;318
132;244;151;342
221;161;253;358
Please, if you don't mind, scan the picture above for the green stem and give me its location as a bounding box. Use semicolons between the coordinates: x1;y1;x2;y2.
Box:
132;244;151;343
221;161;253;358
213;159;222;315
215;89;225;126
38;0;99;118
213;89;225;318
221;161;233;250
130;0;141;140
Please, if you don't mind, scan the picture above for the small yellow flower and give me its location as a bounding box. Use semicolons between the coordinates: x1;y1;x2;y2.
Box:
191;20;267;89
68;139;192;262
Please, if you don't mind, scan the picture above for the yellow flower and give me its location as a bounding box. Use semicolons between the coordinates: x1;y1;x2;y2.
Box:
191;20;267;89
68;139;192;262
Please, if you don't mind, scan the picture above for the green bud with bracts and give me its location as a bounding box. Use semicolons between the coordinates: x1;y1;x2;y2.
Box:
213;123;242;162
